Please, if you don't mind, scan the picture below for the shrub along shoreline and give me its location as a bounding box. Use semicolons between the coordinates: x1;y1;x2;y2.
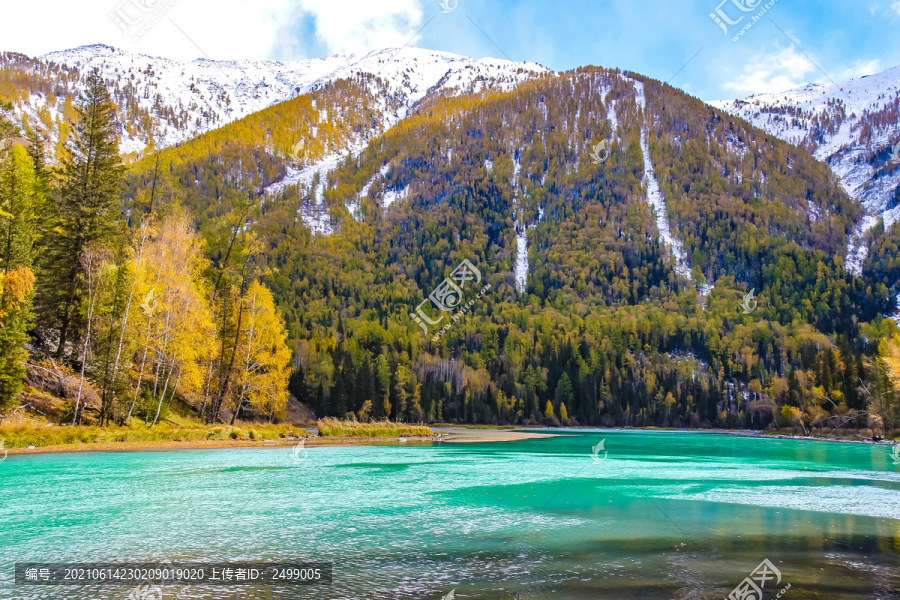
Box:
0;419;434;452
316;418;432;438
0;423;306;449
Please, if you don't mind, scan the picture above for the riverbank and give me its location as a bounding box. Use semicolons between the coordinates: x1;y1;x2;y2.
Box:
0;422;304;453
0;424;561;456
3;424;893;457
1;435;414;456
528;425;897;445
715;428;897;445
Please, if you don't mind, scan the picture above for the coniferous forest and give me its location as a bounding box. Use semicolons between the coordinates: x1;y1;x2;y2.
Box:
1;64;899;435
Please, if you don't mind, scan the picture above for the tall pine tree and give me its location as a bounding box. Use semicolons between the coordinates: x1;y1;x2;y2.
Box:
0;143;39;410
38;69;124;359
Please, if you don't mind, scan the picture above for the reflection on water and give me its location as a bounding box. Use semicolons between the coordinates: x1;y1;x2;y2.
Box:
0;430;898;599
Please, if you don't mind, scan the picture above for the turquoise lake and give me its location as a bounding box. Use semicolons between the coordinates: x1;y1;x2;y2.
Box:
1;430;899;599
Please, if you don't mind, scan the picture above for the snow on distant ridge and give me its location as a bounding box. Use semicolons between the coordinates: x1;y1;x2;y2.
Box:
711;64;900;274
31;44;548;156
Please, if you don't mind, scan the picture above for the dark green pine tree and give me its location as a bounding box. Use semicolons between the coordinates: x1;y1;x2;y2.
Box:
288;366;313;408
0;142;40;411
25;127;51;254
38;69;125;359
332;364;349;418
357;357;375;415
314;383;326;419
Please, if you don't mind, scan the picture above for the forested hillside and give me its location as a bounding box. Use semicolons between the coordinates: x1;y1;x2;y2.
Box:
114;65;899;432
0;71;292;427
1;46;899;433
713;64;900;275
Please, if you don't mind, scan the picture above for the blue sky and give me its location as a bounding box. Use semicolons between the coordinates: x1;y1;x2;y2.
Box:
352;0;899;100
3;0;898;101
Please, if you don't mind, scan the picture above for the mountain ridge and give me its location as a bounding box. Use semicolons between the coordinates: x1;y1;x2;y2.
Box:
711;63;900;274
3;44;548;158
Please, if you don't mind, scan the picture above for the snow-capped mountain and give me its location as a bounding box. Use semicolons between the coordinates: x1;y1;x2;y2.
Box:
711;64;900;272
9;44;547;156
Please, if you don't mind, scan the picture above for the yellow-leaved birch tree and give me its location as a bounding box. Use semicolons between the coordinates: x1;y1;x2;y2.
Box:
130;212;215;424
230;280;291;423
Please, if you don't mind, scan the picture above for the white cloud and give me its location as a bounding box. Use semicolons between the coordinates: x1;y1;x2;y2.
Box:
893;0;900;15
837;59;882;80
294;0;425;55
161;0;298;59
0;0;297;61
0;0;427;61
722;46;816;95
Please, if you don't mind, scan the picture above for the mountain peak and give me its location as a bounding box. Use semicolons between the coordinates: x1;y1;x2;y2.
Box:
712;61;900;274
11;44;548;157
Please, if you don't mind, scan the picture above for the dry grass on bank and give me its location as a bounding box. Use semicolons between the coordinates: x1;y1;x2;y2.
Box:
317;418;432;438
0;422;308;449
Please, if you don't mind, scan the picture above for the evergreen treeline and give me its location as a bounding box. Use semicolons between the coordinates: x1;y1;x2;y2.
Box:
0;70;292;425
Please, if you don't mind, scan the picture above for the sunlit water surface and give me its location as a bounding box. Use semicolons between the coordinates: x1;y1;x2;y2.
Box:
1;430;899;599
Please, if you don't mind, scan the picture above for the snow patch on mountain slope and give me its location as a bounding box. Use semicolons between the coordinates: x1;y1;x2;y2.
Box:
356;162;410;213
382;185;409;210
360;163;392;199
265;150;360;236
280;150;409;234
23;44;548;157
511;158;530;294
515;225;529;294
605;95;619;140
845;214;881;275
633;81;693;282
711;64;900;274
